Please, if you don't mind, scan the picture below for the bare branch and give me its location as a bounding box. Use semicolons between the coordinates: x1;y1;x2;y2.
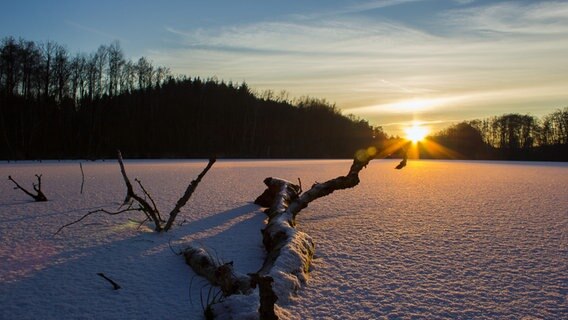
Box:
163;158;216;231
395;146;408;170
117;150;134;205
79;162;85;194
135;178;162;222
116;150;163;231
8;175;48;202
54;204;140;235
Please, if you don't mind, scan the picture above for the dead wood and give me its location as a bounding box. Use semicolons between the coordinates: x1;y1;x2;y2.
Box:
250;148;408;315
117;150;134;205
97;272;121;290
183;245;252;296
115;151;215;232
54;203;141;235
56;152;215;234
251;275;278;320
79;162;85;194
164;158;216;231
116;153;162;231
185;146;408;319
8;174;48;202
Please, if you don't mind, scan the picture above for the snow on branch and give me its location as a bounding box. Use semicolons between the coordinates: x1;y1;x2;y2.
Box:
185;145;408;319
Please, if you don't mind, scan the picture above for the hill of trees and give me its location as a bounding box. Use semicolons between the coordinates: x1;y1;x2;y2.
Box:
423;109;568;161
0;37;384;159
1;36;566;161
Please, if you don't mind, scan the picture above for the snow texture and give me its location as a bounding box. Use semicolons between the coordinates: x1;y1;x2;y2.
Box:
1;160;567;319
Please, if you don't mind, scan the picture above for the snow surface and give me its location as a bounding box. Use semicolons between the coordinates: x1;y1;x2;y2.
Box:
1;160;567;319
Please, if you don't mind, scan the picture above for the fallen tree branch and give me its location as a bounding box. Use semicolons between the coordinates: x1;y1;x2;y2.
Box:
251;274;278;320
183;245;251;296
186;146;409;319
8;174;48;202
251;149;408;317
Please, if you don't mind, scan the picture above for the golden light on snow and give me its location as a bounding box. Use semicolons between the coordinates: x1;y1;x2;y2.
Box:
404;122;429;143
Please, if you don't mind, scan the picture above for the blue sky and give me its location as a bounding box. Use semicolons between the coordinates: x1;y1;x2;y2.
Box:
2;0;567;135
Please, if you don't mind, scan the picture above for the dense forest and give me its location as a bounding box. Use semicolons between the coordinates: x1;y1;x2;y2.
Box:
1;37;567;160
0;37;383;159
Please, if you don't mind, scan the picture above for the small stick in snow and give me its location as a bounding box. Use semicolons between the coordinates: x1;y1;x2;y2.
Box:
79;162;85;194
8;174;48;202
97;273;121;290
395;147;408;170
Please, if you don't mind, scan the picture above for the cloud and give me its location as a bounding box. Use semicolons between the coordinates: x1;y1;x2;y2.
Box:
150;1;568;135
348;0;425;12
441;1;568;35
65;20;122;41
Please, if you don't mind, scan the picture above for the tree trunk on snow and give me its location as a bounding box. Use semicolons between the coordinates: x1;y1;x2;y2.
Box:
253;148;407;310
184;147;407;319
183;246;252;296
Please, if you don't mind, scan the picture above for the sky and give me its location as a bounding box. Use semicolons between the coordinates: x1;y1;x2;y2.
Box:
1;0;567;136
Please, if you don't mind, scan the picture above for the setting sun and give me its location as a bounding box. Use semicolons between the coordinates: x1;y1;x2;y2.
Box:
404;123;429;143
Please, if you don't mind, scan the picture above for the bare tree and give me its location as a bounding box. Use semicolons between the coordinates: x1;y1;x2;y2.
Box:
94;45;108;97
107;41;124;96
40;41;56;100
53;44;69;102
136;57;153;90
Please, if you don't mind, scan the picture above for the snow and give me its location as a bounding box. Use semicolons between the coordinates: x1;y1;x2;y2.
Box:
1;160;567;319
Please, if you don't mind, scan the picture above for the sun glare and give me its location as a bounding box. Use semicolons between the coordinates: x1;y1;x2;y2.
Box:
404;123;429;143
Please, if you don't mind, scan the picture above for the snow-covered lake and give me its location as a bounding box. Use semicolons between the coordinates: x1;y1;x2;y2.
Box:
1;160;567;319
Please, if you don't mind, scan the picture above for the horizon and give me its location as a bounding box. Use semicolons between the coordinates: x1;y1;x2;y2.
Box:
1;0;567;136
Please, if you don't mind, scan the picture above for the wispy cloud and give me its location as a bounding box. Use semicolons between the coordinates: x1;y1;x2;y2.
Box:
442;1;568;35
151;1;568;135
65;20;122;42
347;0;425;13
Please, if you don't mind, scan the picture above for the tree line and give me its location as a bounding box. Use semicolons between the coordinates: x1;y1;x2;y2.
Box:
423;109;568;161
0;37;384;159
1;36;566;161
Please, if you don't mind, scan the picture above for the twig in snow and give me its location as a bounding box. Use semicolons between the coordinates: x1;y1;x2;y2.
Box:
79;162;85;194
54;203;140;235
8;174;48;202
97;273;121;290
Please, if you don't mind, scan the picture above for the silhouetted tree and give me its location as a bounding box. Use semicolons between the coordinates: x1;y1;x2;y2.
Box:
1;36;566;161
